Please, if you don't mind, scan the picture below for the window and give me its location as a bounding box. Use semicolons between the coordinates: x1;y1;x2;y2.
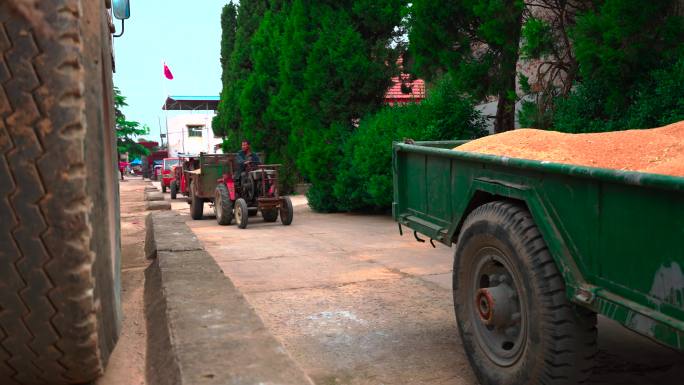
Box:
187;125;204;137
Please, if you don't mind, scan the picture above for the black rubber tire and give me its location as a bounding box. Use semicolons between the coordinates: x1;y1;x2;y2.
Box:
214;185;233;226
453;201;597;385
189;182;204;220
170;181;178;200
235;198;249;229
0;1;121;384
262;208;278;222
162;183;167;193
280;196;293;225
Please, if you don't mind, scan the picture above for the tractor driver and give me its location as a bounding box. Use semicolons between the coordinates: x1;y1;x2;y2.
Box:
236;140;260;174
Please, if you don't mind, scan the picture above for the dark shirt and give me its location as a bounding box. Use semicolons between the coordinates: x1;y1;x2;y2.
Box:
236;150;260;174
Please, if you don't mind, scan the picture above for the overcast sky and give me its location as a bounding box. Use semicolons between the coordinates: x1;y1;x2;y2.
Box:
113;0;229;142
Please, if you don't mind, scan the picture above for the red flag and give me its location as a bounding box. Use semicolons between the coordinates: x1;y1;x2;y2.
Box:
163;62;174;80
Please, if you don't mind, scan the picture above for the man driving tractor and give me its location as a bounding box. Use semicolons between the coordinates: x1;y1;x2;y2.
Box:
236;140;261;174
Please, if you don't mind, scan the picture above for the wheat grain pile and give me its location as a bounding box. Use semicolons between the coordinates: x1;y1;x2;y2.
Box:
455;121;684;177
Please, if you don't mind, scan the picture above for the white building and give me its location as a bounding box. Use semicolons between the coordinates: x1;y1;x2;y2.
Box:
165;114;223;156
162;96;223;156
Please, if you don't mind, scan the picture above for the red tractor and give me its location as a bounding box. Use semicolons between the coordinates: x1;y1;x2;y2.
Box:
160;157;180;193
169;155;198;199
212;157;293;228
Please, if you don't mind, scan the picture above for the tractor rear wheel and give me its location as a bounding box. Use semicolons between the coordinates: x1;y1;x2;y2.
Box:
170;181;178;199
453;201;597;385
189;182;203;220
235;198;249;229
280;196;293;225
214;185;233;226
0;1;120;384
262;208;278;222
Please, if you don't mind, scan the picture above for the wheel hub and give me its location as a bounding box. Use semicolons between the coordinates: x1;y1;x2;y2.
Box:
476;283;516;328
469;251;527;367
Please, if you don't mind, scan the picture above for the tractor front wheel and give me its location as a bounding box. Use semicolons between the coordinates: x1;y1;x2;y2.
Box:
214;185;233;226
170;181;178;199
190;183;204;220
280;196;293;225
262;208;278;222
235;198;249;229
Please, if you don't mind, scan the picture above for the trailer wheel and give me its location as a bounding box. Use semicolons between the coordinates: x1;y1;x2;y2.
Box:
235;198;249;229
189;182;203;220
170;181;178;199
280;196;293;225
453;201;596;385
262;208;278;222
0;1;120;384
214;185;233;226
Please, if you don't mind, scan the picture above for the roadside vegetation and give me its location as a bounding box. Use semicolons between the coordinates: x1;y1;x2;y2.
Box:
213;0;684;212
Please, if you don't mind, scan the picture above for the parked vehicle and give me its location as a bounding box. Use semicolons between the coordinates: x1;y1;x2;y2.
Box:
161;157;180;193
392;140;684;385
0;1;131;383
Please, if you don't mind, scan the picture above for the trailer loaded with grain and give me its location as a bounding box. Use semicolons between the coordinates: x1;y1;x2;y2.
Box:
393;122;684;385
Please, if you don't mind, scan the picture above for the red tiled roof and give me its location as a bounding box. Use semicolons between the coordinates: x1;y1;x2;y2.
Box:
385;73;425;104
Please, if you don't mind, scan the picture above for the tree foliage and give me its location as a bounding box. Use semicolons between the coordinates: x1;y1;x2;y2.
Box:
114;87;149;159
213;0;405;211
335;74;487;211
407;0;524;132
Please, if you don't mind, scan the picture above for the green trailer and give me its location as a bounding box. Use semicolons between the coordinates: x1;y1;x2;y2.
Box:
393;140;684;385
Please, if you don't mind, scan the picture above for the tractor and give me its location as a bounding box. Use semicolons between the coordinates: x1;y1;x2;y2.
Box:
169;155;198;199
160;157;180;193
214;159;293;229
185;153;293;228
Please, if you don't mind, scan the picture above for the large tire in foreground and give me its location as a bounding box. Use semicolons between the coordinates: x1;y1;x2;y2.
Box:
189;182;204;220
214;185;233;226
0;1;121;384
453;201;597;385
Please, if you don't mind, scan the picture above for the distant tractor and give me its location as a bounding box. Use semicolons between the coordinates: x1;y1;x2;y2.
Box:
160;157;180;193
186;153;293;228
169;155;198;200
215;161;293;229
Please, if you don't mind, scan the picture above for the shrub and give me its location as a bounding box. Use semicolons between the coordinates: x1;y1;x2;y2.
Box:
335;75;487;211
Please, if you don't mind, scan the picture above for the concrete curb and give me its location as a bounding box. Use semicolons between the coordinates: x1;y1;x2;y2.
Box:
144;212;314;385
146;201;171;211
145;191;164;201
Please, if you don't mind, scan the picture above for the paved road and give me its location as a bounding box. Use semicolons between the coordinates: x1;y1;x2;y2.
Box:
167;191;683;385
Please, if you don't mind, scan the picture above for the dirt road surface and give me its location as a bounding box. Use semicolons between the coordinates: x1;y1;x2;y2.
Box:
97;178;149;385
167;191;683;385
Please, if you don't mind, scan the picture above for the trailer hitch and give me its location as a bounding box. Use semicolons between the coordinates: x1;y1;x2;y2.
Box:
413;231;436;248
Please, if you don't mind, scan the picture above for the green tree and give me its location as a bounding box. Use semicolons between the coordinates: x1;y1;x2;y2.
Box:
114;87;149;159
553;0;684;132
214;0;269;150
212;2;238;139
334;74;487;211
407;0;524;133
